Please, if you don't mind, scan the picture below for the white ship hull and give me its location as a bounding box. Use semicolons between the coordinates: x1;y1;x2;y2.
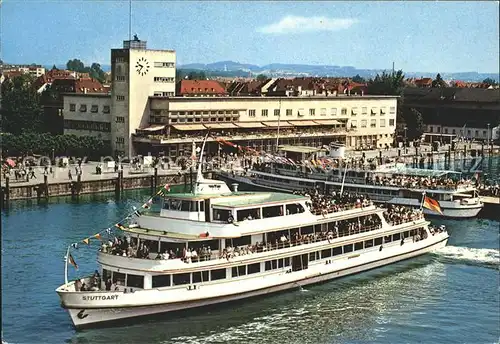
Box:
63;233;448;328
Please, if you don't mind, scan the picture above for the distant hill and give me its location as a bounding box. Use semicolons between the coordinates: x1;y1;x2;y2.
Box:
41;61;496;82
179;61;498;82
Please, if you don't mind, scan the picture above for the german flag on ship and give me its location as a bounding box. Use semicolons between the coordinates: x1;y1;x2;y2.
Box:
423;196;443;215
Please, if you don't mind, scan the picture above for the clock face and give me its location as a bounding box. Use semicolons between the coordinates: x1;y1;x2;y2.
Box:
135;57;150;76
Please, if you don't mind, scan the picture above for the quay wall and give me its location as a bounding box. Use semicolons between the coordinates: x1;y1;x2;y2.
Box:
1;171;211;204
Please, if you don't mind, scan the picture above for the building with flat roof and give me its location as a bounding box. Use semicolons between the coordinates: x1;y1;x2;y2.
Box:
62;38;398;158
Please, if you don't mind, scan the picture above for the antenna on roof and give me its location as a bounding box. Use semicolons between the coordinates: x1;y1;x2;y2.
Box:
128;0;132;41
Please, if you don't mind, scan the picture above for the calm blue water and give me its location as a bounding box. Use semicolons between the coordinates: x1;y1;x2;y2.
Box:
2;160;500;344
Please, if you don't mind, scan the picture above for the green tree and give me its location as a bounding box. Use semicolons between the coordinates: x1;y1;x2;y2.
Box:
187;71;207;80
352;74;366;83
66;59;106;83
0;74;44;135
51;64;58;71
404;108;425;140
66;59;85;72
482;78;497;85
367;70;405;96
256;74;268;82
432;73;447;88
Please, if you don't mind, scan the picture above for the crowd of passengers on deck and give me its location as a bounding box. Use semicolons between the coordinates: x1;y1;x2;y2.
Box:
369;174;473;190
292;188;372;215
383;204;424;225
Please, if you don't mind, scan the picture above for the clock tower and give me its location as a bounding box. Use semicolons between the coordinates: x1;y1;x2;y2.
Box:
110;38;176;157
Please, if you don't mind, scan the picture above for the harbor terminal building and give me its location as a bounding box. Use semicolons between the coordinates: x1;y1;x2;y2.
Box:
62;38;398;158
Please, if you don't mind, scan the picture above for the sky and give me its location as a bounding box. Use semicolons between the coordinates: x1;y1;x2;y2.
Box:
1;1;499;73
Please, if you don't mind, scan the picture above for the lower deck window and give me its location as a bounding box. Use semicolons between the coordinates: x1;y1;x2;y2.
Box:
343;244;353;253
126;274;144;288
332;247;342;256
322;248;332;258
364;239;374;248
232;265;247;277
374;237;383;246
152;275;171;288
192;271;209;283
393;233;401;241
384;235;392;243
248;262;260;274
354;242;363;251
211;268;226;281
403;231;410;238
173;273;190;285
113;272;126;285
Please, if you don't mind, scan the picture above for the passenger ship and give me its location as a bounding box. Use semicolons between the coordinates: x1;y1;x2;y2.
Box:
56;151;449;329
219;162;483;218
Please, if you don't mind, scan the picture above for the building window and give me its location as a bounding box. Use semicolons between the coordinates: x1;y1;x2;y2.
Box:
320;108;326;116
116;137;125;144
341;108;347;115
103;105;110;114
69;104;76;112
89;105;98;113
153;62;175;68
361;119;367;128
371;108;377;115
380;107;386;115
261;109;268;117
309;108;315;116
444;128;449;134
115;76;126;82
79;104;87;112
331;108;337;116
361;107;367;115
380;119;386;127
370;119;376;128
116;116;125;123
286;109;292;117
453;129;456;134
153;91;174;97
430;126;434;133
389;119;395;126
351;108;358;116
248;109;256;117
274;109;280;117
153;77;175;83
389;106;396;114
351;120;357;128
298;108;305;117
116;95;125;101
115;57;125;63
483;130;487;137
63;119;111;132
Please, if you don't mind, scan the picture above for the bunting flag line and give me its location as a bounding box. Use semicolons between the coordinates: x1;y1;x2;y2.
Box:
82;238;90;245
68;254;79;270
93;233;102;240
115;223;126;230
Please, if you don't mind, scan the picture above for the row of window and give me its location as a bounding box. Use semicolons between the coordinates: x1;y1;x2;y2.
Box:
154;77;175;83
154;62;175;68
64;119;111;132
170;117;239;124
69;104;110;114
428;126;489;137
350;119;395;128
247;107;395;118
153;91;175;97
131;229;419;288
169;110;240;116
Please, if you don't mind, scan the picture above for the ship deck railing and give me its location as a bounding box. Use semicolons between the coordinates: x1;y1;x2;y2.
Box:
98;216;424;267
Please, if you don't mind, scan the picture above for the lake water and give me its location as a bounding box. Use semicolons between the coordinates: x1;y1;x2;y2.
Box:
1;159;499;344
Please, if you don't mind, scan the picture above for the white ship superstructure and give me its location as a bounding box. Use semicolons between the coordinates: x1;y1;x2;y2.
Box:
221;161;483;218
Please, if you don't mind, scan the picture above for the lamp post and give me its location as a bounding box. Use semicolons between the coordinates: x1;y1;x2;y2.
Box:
404;126;408;148
487;123;490;146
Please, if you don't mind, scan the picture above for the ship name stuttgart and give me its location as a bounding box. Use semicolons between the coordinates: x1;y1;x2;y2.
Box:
82;295;119;301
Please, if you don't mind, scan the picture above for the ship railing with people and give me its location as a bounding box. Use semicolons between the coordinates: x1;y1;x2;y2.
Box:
96;209;426;270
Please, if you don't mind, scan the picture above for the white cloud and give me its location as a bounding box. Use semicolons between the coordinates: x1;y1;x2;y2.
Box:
257;15;358;34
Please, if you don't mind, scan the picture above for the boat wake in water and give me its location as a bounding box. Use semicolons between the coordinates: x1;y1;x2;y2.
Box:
434;246;500;269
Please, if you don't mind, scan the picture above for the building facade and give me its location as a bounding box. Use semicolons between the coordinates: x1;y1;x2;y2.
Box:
133;95;398;157
110;39;176;157
63;94;113;146
403;87;500;143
